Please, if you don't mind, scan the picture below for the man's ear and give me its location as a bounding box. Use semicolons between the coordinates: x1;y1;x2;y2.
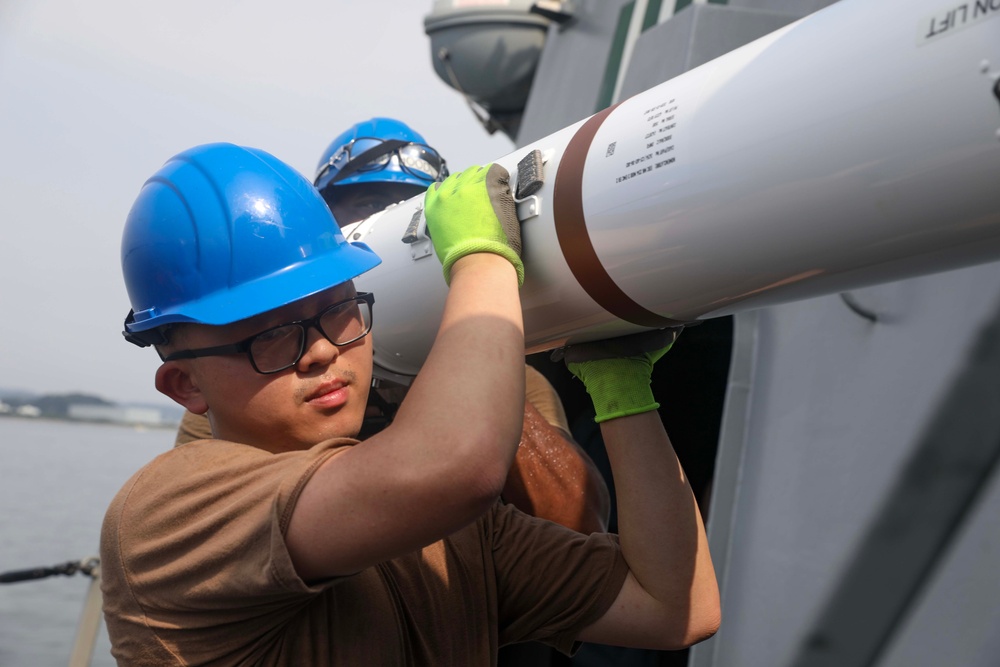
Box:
155;362;209;414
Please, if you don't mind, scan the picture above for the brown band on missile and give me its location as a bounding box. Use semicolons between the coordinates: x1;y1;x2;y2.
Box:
553;104;684;328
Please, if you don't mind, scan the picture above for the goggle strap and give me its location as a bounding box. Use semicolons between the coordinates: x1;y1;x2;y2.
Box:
122;310;169;348
330;139;410;185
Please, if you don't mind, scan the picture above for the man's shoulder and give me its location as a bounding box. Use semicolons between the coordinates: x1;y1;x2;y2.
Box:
105;438;357;529
101;437;359;586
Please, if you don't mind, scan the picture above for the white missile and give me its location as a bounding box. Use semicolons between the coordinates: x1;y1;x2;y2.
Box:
349;0;1000;383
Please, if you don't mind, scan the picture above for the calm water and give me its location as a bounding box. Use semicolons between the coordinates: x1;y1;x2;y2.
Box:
0;418;173;667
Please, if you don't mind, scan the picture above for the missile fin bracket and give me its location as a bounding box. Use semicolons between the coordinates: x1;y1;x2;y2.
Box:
516;196;541;222
401;207;434;260
514;149;545;223
515;149;545;198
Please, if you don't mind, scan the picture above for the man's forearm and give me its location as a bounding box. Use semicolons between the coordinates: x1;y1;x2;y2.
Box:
394;254;526;480
601;411;719;636
287;255;526;580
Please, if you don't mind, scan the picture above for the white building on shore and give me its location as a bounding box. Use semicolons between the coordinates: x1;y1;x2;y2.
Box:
68;404;165;427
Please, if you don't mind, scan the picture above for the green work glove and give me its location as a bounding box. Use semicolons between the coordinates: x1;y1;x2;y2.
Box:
423;164;524;286
558;329;682;423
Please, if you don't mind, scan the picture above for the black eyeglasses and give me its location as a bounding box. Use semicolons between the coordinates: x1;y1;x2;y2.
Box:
161;293;374;374
315;137;449;187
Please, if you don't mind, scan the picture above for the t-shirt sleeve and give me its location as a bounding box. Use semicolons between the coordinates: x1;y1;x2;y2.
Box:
490;501;629;655
101;439;352;663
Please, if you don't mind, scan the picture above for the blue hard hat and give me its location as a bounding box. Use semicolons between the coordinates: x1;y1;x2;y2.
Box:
314;117;449;197
121;142;382;346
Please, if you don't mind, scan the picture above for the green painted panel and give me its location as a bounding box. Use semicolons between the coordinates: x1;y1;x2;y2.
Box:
642;0;663;31
595;1;635;111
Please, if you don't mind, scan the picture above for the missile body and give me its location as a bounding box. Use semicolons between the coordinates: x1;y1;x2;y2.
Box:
349;0;1000;381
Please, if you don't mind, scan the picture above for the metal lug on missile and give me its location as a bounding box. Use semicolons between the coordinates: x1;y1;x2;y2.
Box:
516;195;541;222
513;148;545;222
401;208;434;260
515;149;545;198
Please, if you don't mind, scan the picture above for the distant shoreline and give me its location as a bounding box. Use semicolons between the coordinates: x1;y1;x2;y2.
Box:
0;413;179;430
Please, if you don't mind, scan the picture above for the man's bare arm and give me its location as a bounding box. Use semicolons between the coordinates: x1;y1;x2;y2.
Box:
557;332;720;649
577;411;719;649
288;164;527;581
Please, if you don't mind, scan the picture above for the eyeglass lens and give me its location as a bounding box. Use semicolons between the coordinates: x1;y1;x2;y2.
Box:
249;298;371;373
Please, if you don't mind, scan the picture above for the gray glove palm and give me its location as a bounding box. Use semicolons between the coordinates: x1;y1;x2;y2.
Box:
556;329;682;423
423;164;524;286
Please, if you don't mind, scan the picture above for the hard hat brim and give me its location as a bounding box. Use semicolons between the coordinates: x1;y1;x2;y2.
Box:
127;241;382;332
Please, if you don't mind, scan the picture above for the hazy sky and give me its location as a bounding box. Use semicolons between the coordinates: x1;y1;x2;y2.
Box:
0;0;513;406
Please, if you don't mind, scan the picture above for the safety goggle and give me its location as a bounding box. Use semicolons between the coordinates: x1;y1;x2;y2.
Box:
316;137;449;186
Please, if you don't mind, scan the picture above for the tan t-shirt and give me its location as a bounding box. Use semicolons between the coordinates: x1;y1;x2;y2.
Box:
101;439;627;666
173;365;569;447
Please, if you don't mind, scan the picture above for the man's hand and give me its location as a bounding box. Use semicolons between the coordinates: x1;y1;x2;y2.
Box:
423;164;524;286
560;329;681;423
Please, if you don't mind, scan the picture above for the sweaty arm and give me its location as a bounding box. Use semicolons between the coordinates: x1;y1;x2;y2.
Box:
286;165;527;581
502;367;611;533
565;333;721;650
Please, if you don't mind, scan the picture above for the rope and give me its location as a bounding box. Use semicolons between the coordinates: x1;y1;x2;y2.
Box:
0;556;100;584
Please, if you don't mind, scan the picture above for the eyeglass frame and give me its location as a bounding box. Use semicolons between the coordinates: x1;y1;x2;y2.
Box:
315;137;448;187
160;292;375;375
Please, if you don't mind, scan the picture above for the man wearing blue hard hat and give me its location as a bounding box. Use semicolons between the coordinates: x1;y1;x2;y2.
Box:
103;142;719;664
314;117;448;225
174;117;610;538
